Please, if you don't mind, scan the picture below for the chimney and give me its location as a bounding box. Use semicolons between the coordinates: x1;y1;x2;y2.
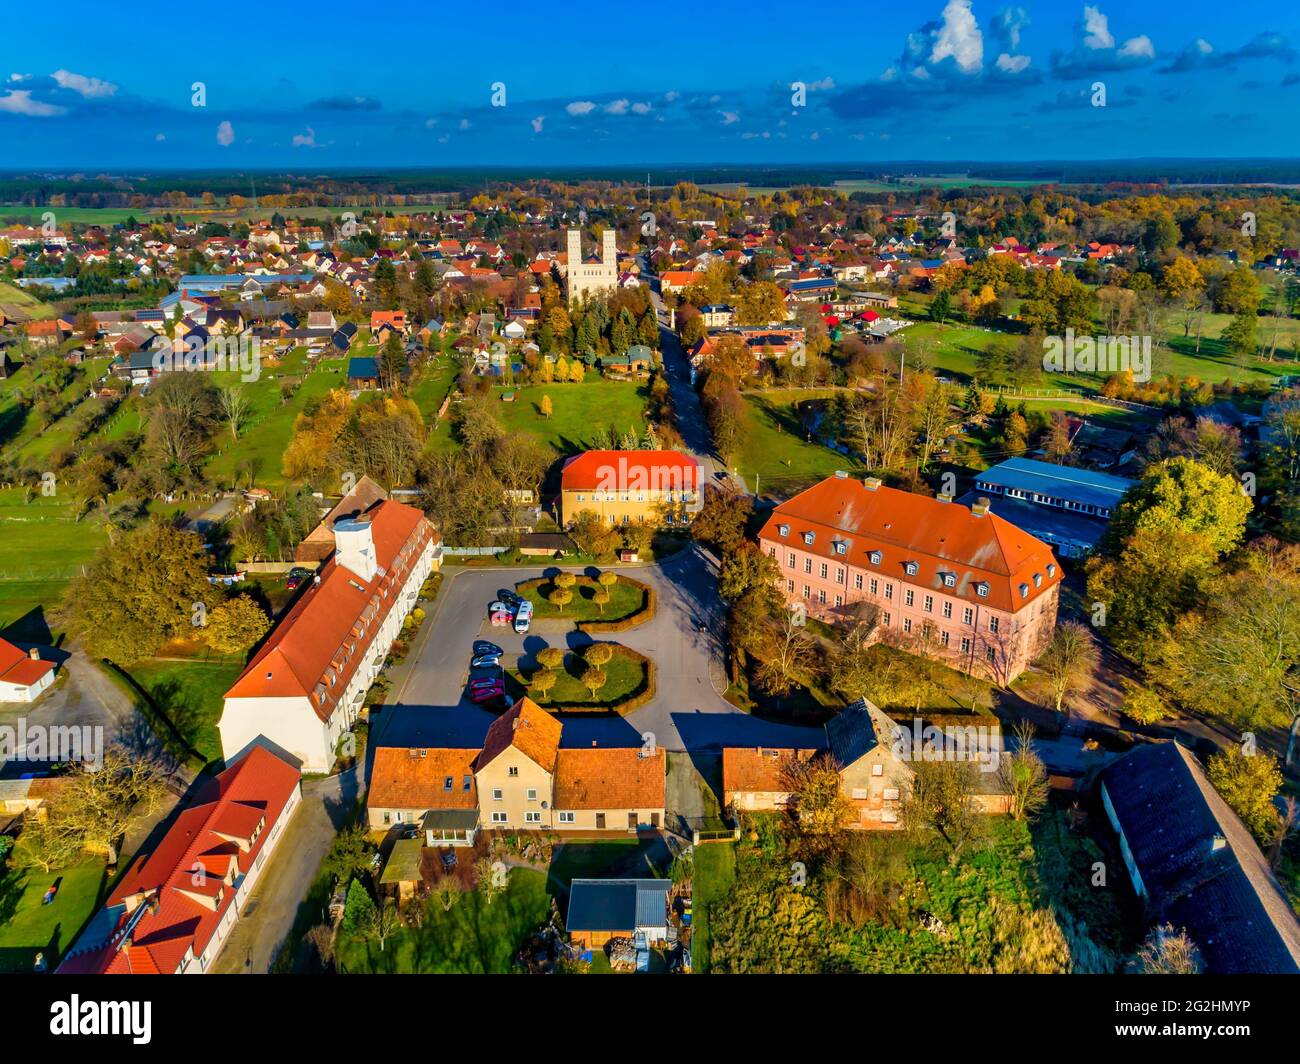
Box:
937;491;953;504
863;476;882;492
334;515;377;581
971;497;990;517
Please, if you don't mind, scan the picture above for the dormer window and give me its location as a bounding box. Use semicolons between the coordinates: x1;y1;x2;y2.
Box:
444;776;454;791
1033;572;1043;588
942;572;956;588
869;550;882;565
834;541;847;555
1019;583;1029;598
1046;563;1057;578
803;531;815;546
904;561;918;576
975;582;989;598
778;524;789;537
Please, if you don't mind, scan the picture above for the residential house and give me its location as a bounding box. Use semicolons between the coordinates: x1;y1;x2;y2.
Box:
218;499;441;773
347;355;382;389
757;472;1061;683
295;475;389;563
559;449;699;528
58;746;301;975
0;638;56;702
367;697;666;837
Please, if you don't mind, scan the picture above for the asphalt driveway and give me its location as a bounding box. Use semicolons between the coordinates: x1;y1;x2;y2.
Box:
370;546;826;756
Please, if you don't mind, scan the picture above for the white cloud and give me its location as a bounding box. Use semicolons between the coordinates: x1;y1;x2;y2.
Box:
566;100;596;116
292;126;317;148
155;132;166;141
1082;5;1114;50
531;115;544;133
424;117;437;129
216;120;235;146
0;90;64;117
631;101;652;114
663;90;679;102
458;118;471;130
996;52;1032;73
52;70;117;98
930;0;983;73
807;76;835;91
1119;35;1154;59
719;110;739;124
604;98;629;115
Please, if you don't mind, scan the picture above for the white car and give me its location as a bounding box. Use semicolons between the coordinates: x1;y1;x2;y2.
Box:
513;600;533;634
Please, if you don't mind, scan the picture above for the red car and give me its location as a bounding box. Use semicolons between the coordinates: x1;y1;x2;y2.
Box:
470;684;504;704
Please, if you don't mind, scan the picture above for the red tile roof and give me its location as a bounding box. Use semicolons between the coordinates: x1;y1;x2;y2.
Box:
0;638;54;689
57;747;300;975
722;747;819;796
758;475;1060;614
561;450;699;494
225;499;435;719
369;747;479;809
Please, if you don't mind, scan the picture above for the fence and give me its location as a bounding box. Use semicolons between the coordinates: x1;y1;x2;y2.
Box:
441;545;504;557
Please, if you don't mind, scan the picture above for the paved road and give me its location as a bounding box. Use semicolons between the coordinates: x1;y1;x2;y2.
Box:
371;547;825;756
0;645;160;771
212;767;359;973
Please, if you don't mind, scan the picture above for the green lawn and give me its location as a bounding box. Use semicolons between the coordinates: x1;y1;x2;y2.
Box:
335;867;550;974
547;839;667;897
202;350;350;491
515;573;647;623
493;379;649;455
0;279;56;317
0;488;107;641
0;856;107;973
690;841;736;974
118;658;245;766
507;644;649;710
738;389;858;496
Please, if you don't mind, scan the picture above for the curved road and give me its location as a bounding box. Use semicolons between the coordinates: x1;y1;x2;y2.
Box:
370;546;826;757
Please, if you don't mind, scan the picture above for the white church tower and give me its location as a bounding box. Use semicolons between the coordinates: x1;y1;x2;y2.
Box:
565;227;618;305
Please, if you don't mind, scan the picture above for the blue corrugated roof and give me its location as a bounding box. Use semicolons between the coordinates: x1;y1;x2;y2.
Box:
347;356;379;380
974;457;1134;511
825;699;878;766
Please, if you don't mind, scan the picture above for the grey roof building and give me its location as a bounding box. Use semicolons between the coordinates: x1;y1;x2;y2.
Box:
1100;742;1300;974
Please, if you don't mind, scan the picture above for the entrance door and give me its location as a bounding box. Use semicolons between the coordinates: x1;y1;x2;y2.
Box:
595;812;605;829
628;812;638;830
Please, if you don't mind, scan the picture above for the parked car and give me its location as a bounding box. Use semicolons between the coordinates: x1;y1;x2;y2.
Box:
470;676;503;691
497;590;522;607
471;653;501;670
488;600;511;615
473;640;503;657
513;600;533;634
470;684;504;704
489;609;513;628
285;566;312;590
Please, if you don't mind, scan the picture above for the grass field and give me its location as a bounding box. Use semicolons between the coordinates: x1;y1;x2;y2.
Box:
0;280;56;317
335;867;549;974
493;379;649;455
0;855;107;973
738;388;857;495
0;488;106;641
118;658;245;766
690;841;736;974
547;839;667;897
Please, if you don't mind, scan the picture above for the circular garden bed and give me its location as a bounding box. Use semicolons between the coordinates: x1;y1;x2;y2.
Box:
515;571;654;632
506;642;655;715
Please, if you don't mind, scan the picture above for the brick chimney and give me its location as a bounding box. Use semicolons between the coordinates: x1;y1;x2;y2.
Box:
971;497;990;517
863;476;882;492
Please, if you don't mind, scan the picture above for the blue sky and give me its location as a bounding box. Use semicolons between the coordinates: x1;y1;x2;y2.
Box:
3;0;1298;168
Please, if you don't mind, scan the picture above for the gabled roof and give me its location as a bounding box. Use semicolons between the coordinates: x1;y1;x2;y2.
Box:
553;747;665;809
560;450;698;493
1101;742;1300;974
478;698;562;774
722;747;819;794
225;499;432;717
369;747;478;810
825;698;883;767
58;747;299;975
759;474;1060;614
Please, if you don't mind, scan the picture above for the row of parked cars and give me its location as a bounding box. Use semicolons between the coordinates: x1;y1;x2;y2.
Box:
468;639;505;704
488;590;532;633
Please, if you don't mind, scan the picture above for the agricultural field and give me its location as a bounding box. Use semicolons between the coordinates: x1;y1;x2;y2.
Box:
0;280;57;317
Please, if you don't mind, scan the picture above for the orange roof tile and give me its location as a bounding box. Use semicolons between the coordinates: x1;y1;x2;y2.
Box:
561;450;698;494
722;747;819;795
479;698;562;774
758;475;1060;614
369;747;479;809
554;748;665;810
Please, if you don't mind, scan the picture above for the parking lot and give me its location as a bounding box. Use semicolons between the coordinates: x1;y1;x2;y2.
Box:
369;545;828;756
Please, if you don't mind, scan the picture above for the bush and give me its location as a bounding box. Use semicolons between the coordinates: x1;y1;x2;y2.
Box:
579;584;657;633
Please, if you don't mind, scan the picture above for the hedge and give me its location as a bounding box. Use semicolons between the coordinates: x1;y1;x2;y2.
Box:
577;582;656;633
533;644;656;716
